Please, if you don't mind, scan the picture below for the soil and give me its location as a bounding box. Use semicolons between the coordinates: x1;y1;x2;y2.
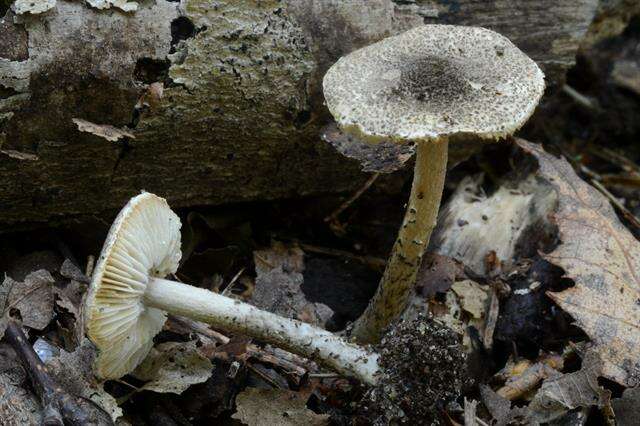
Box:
359;315;470;425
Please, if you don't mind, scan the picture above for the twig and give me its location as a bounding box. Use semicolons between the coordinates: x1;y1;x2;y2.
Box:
168;316;309;376
308;372;341;379
221;267;245;296
85;255;95;278
590;179;640;230
168;315;230;344
246;364;283;389
4;321;112;425
115;378;141;392
562;85;599;111
588;146;640;175
324;173;379;223
496;354;563;400
483;287;499;350
475;417;489;426
570;157;640;230
600;174;640;188
246;347;307;377
253;252;275;269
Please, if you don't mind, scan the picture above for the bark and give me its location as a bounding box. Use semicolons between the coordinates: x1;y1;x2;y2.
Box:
0;0;598;226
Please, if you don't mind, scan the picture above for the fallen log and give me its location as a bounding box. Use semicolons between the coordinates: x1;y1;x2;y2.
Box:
0;0;598;226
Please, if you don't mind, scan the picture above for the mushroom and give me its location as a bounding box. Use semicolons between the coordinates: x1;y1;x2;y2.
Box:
85;192;379;384
322;25;545;343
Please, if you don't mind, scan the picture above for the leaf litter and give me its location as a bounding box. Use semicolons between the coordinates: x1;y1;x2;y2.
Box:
517;139;640;386
2;135;640;424
0;270;55;336
132;341;213;394
232;387;329;426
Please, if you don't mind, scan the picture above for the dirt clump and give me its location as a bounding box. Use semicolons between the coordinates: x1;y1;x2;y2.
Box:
359;314;469;425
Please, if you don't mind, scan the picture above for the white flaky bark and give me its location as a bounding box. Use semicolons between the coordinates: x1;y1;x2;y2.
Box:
144;278;380;384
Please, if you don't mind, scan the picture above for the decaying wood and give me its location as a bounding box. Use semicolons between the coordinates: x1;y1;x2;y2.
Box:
0;0;598;226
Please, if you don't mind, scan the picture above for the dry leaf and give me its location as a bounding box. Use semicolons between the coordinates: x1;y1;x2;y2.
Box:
46;339;123;422
0;270;55;335
528;351;610;423
232;387;329;426
479;385;529;426
0;343;41;424
425;278;490;350
132;341;213;394
516;139;640;386
137;82;164;111
496;353;563;401
59;259;89;284
72;118;135;142
612;387;640;426
0;373;42;425
416;252;464;298
452;280;489;319
252;242;332;326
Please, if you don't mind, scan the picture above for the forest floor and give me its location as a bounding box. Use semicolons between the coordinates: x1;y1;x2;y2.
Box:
1;16;640;426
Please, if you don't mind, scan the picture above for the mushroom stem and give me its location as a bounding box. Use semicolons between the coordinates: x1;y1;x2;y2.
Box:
144;277;380;384
351;139;449;343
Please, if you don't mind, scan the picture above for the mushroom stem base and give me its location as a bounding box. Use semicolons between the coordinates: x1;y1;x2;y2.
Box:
351;139;449;344
144;277;380;384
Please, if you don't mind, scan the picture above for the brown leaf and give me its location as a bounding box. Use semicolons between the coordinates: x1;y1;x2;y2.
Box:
416;252;465;298
0;372;42;425
516;139;640;386
0;342;38;424
59;259;89;283
612;387;640;426
479;385;529;426
0;270;55;335
528;351;611;423
46;339;122;421
131;341;213;394
137;82;164;111
452;280;489;320
232;387;329;426
72;118;135;142
252;242;333;326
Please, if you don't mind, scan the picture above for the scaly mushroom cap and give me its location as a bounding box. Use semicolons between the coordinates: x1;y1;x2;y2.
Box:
323;25;545;143
86;192;182;379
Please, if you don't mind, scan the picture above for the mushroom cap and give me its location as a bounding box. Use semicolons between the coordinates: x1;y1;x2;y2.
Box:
323;25;545;144
86;192;182;379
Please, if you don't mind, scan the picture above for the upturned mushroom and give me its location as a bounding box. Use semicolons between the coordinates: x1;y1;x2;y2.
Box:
322;25;545;343
85;192;379;384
